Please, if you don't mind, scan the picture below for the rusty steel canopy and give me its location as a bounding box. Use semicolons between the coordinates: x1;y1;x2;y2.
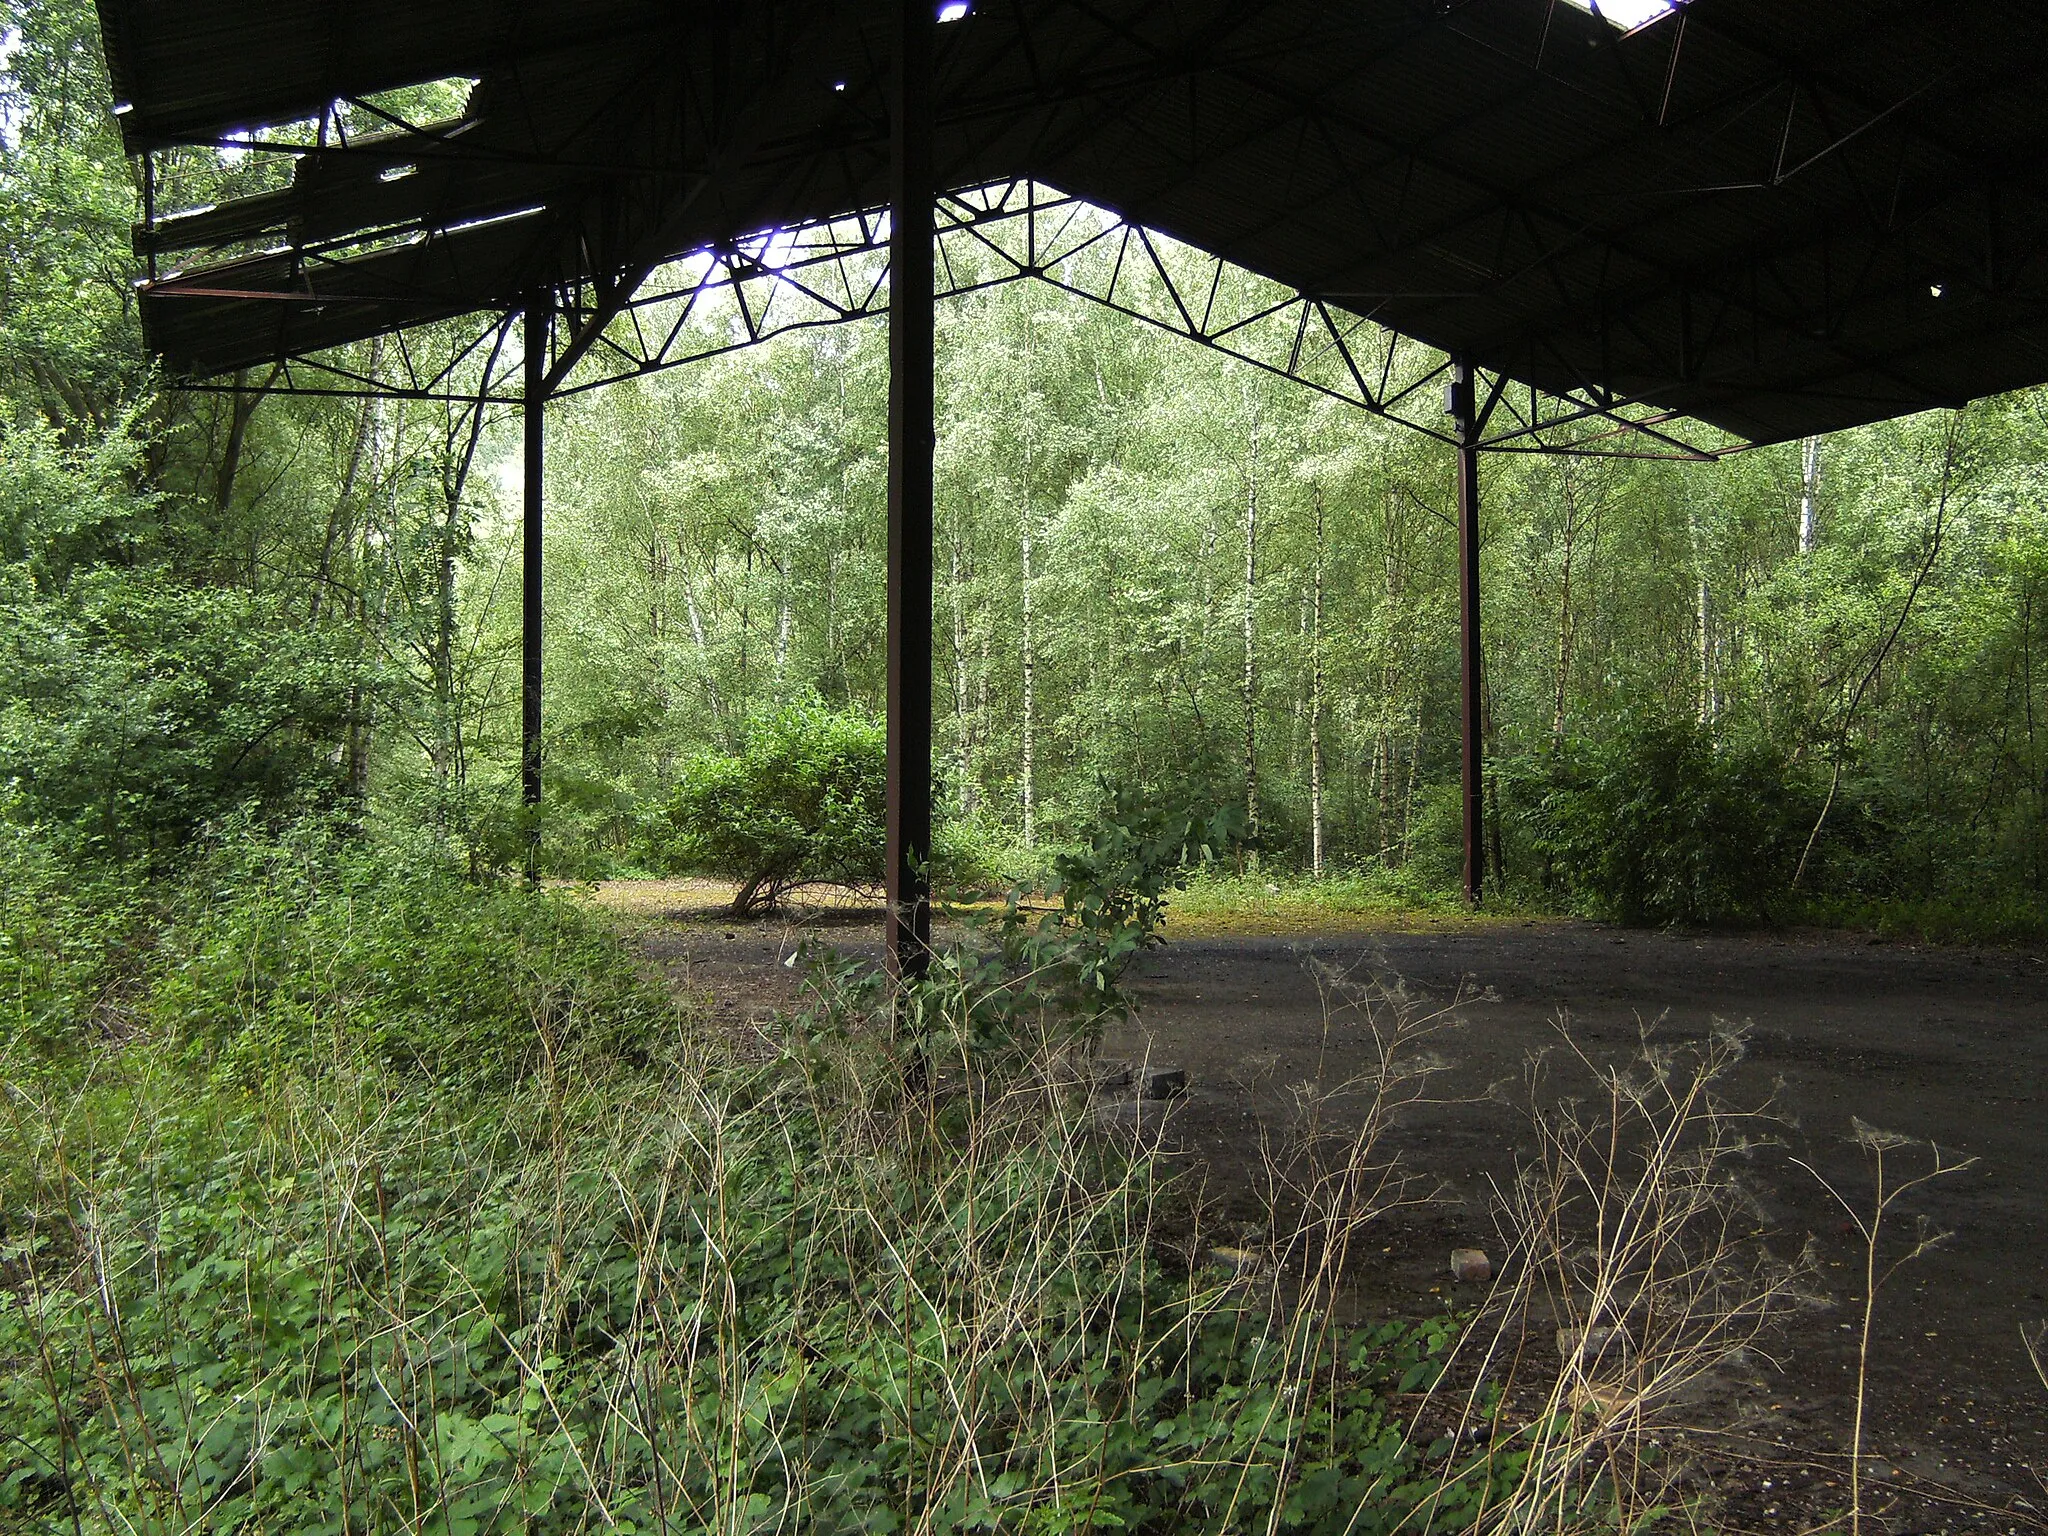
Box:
100;0;2048;446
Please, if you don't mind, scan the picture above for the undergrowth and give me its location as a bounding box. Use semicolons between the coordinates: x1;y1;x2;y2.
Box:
0;813;1819;1534
0;817;1506;1535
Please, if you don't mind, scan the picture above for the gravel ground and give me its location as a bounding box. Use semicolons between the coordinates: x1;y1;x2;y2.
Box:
621;887;2048;1533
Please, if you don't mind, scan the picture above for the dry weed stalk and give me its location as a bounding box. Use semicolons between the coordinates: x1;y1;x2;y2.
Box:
1258;959;1469;1283
1219;963;1471;1532
1425;1019;1822;1536
1795;1120;1977;1536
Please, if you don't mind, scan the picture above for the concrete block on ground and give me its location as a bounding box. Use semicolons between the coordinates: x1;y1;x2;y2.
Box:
1138;1064;1188;1100
1449;1248;1492;1284
1089;1059;1133;1094
1209;1246;1264;1276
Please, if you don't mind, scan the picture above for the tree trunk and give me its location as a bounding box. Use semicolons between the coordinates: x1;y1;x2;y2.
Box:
428;395;491;803
647;534;669;709
1373;699;1393;862
310;340;381;626
1689;492;1717;723
1399;711;1422;867
345;392;391;799
1241;417;1261;862
977;618;992;814
1552;463;1579;745
775;553;793;678
214;363;283;516
1697;577;1715;723
738;538;753;691
1020;487;1036;848
1799;434;1822;554
731;873;778;918
1309;486;1325;879
1484;671;1506;887
951;522;976;818
680;548;727;729
434;508;457;790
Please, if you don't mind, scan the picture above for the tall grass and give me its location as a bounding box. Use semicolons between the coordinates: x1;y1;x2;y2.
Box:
0;828;1830;1535
1453;1025;1823;1533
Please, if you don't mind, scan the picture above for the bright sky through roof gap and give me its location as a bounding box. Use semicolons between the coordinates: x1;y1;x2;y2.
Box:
938;3;970;21
1559;0;1676;31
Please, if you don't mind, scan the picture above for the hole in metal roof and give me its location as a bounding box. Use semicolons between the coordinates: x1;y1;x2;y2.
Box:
1558;0;1677;32
938;3;970;21
441;204;546;237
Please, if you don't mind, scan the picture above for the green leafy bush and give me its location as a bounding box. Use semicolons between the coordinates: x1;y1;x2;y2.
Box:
0;821;151;1061
663;704;886;915
1506;712;1817;925
855;782;1249;1068
145;820;674;1084
0;567;355;862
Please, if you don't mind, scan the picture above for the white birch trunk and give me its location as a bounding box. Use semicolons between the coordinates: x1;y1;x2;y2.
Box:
951;526;976;817
1553;467;1578;745
1310;487;1325;879
1021;495;1036;848
1241;419;1260;863
1697;577;1716;723
1799;434;1822;554
681;549;726;724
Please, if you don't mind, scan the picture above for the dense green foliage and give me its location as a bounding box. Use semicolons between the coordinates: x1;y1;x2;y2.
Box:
664;705;886;913
1506;717;1818;926
3;822;1536;1536
8;0;2047;930
872;783;1249;1065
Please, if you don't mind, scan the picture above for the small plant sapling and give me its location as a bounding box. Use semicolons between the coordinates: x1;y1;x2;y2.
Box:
1795;1118;1978;1536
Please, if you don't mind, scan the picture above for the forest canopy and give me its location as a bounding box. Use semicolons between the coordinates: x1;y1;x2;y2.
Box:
2;0;2046;931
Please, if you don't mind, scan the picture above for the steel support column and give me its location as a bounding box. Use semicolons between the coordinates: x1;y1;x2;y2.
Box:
885;0;936;980
1451;356;1484;907
523;292;550;877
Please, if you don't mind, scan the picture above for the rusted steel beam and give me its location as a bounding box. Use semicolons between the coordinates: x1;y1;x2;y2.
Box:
523;291;550;878
886;0;936;982
1451;355;1485;907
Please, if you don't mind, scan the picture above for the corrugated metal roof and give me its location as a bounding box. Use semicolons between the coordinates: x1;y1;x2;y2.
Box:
100;0;2048;443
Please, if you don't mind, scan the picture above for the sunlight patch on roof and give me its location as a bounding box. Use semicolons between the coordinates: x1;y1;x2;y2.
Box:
1559;0;1678;32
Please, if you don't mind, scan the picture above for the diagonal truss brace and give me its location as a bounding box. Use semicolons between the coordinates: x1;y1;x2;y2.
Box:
174;180;1745;460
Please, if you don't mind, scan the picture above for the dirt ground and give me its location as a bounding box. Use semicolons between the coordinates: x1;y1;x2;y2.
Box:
616;883;2048;1533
